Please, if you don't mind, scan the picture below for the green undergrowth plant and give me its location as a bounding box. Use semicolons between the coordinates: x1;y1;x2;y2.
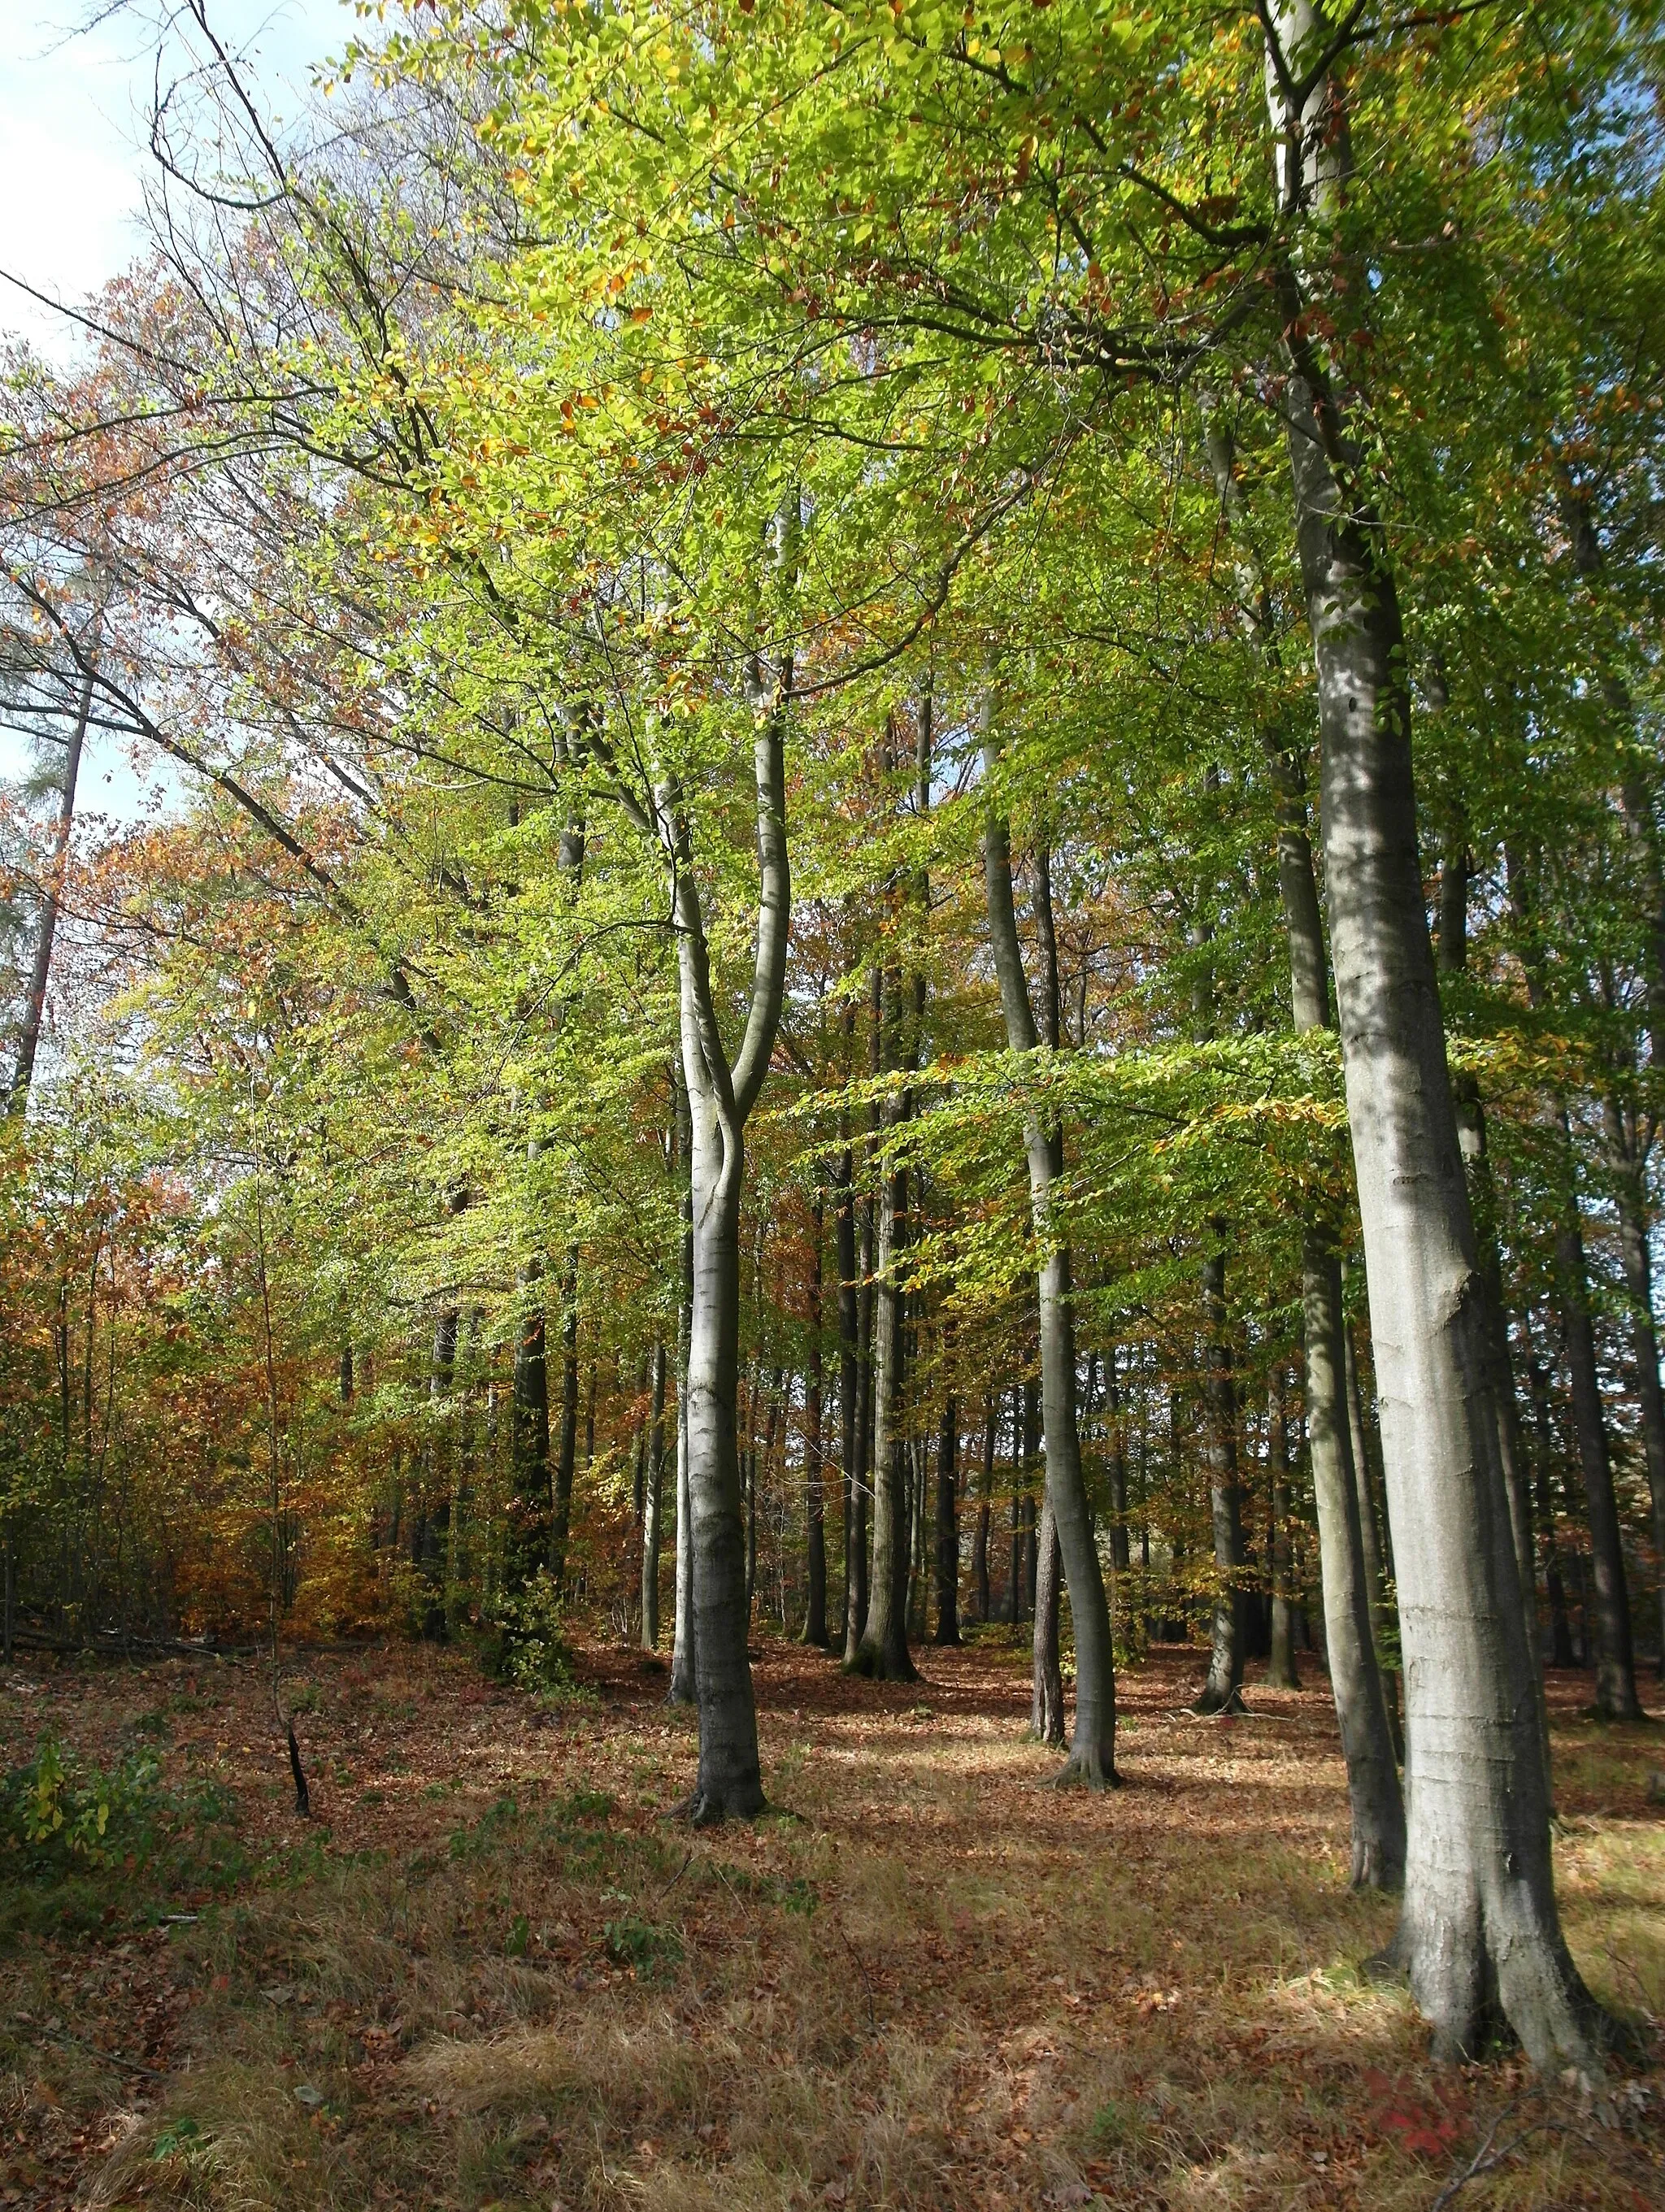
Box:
0;1732;246;1932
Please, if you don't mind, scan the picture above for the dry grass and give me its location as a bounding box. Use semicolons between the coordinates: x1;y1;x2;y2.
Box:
1;1635;1661;2210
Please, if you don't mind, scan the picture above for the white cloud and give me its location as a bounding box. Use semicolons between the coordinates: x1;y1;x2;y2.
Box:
0;0;352;354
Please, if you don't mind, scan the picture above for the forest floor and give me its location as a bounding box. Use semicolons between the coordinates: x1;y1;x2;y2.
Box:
1;1633;1662;2212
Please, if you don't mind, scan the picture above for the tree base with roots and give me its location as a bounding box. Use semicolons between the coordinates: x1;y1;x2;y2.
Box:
667;1781;766;1827
1188;1685;1249;1718
1050;1752;1121;1790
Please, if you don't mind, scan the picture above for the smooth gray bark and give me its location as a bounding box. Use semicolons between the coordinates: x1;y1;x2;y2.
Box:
972;1397;994;1622
934;1384;961;1645
641;1337;667;1649
1203;378;1401;1871
983;781;1117;1784
669;1071;696;1703
10;644;93;1108
1195;1245;1249;1714
1031;1497;1065;1745
1266;1367;1300;1689
658;576;792;1818
852;1113;918;1681
802;1186;829;1648
1264;0;1602;2066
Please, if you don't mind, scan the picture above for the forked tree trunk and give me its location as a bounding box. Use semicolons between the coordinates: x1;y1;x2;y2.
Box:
1264;0;1604;2065
1031;1498;1065;1745
655;545;791;1815
983;789;1117;1784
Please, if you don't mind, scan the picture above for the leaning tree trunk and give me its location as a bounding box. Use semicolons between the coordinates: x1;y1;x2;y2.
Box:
1263;0;1604;2066
983;788;1118;1784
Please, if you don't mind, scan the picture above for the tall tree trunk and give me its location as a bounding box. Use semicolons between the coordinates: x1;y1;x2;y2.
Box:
669;1070;697;1704
852;1122;918;1680
549;1264;580;1590
802;1184;829;1647
1031;1497;1065;1745
10;642;94;1109
1525;1344;1577;1670
1203;393;1402;1875
973;1396;994;1623
934;1383;961;1645
1263;1;1602;2063
835;1137;864;1660
1554;1213;1642;1719
1105;1347;1132;1580
1606;1130;1665;1677
983;787;1118;1783
510;1285;550;1590
1266;1367;1300;1689
642;1337;667;1649
1195;1245;1248;1714
657;543;791;1818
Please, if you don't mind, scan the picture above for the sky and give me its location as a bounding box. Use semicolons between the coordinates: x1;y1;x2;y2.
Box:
0;0;354;818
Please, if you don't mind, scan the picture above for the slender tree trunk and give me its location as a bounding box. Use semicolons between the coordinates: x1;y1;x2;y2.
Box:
1606;1137;1665;1676
983;789;1117;1782
669;1073;697;1704
1205;377;1403;1875
973;1397;994;1623
1106;1348;1132;1580
802;1185;829;1647
853;1130;918;1680
641;1337;667;1649
1195;1245;1248;1714
10;645;94;1108
1263;0;1602;2064
1031;1498;1065;1745
1526;1345;1577;1669
1267;1367;1300;1689
934;1383;961;1645
549;1263;580;1591
835;1138;863;1659
1554;1215;1642;1719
